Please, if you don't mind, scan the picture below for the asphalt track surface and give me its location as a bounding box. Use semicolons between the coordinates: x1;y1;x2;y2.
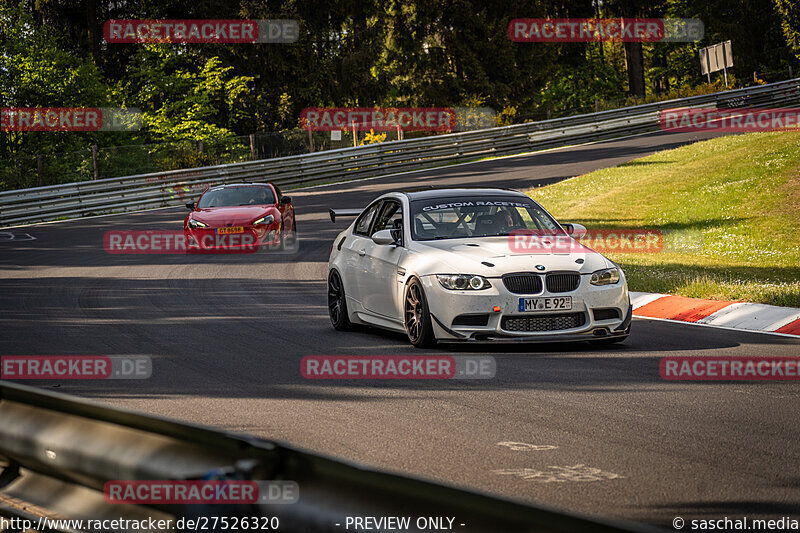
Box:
1;130;799;530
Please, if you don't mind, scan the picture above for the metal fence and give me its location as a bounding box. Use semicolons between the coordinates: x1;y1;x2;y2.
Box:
0;131;360;191
1;78;799;228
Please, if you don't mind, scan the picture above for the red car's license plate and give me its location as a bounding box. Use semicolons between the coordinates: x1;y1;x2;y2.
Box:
215;227;244;234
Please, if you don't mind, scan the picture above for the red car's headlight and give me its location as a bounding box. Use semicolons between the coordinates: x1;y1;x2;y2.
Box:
252;214;275;225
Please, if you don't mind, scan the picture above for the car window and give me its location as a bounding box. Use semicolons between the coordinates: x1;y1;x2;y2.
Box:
373;201;402;233
272;183;282;202
410;197;560;241
197;186;275;208
354;202;381;236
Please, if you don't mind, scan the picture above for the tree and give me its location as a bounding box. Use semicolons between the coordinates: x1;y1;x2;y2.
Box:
775;0;800;62
0;3;110;160
603;0;664;98
119;46;253;142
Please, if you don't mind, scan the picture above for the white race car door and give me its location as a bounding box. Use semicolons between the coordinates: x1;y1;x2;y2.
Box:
361;200;406;321
341;200;381;306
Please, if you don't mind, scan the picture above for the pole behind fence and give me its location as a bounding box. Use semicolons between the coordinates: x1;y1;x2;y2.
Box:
91;145;99;180
36;155;43;187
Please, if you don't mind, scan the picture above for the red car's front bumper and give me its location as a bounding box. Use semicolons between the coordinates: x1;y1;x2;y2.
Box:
184;225;280;254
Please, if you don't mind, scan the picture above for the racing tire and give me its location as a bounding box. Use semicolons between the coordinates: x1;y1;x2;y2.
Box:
404;278;437;348
328;270;353;331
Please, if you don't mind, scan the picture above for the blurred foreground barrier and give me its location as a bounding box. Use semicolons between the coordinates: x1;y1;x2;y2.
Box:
2;78;799;227
0;381;659;532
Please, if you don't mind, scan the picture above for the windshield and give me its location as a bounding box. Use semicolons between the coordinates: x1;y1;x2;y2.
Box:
410;197;561;241
197;186;275;208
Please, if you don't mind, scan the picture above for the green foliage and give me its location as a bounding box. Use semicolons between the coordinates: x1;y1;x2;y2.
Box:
0;3;109;160
119;46;253;142
775;0;800;61
0;3;112;189
538;60;626;116
3;0;800;191
0;5;107;110
496;106;518;127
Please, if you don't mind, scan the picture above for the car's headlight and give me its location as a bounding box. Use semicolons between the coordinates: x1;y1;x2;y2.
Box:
188;218;208;229
590;268;620;286
436;274;492;290
253;214;275;225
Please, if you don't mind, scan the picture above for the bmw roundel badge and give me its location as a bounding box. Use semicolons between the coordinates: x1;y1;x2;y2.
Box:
535;265;546;271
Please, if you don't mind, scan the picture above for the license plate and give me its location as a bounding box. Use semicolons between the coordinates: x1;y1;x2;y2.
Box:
518;297;572;312
215;227;244;234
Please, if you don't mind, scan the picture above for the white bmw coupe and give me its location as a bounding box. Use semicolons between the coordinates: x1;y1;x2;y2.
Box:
327;188;631;348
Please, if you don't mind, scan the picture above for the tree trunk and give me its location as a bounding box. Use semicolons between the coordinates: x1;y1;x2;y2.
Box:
624;41;645;98
86;0;100;68
651;50;669;93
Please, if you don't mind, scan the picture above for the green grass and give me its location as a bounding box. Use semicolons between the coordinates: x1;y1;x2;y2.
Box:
526;131;800;307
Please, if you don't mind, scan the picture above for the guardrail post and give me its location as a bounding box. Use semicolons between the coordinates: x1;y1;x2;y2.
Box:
91;145;99;180
250;134;257;160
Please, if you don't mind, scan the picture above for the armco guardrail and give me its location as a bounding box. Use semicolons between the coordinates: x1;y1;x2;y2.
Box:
0;381;659;532
2;78;799;227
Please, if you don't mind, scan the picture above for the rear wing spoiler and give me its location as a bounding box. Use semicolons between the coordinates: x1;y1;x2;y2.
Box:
329;208;363;222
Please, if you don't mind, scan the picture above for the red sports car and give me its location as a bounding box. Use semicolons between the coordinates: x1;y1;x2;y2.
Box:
183;183;296;253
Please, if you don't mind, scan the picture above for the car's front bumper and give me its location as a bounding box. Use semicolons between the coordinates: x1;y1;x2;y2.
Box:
185;225;279;253
420;273;630;342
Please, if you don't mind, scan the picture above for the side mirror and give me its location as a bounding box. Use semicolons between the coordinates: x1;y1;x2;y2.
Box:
372;229;397;246
563;223;587;238
280;196;292;205
185;202;195;210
